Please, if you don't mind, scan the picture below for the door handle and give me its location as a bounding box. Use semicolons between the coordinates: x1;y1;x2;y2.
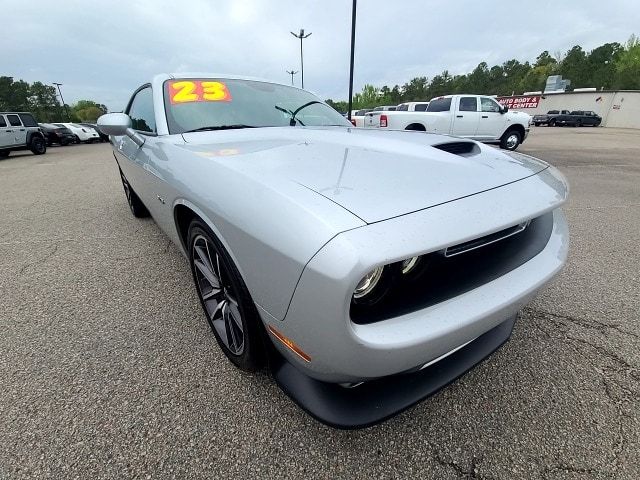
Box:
19;129;25;131
482;115;489;118
456;115;463;118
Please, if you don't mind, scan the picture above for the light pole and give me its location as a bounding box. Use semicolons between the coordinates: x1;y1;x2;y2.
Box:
290;29;312;89
347;0;357;121
53;82;70;121
286;70;299;86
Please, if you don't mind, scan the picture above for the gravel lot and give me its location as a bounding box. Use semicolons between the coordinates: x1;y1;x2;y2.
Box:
1;128;638;479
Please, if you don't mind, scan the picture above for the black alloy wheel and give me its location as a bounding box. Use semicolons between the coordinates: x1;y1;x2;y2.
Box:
30;136;47;155
118;168;149;218
188;220;264;371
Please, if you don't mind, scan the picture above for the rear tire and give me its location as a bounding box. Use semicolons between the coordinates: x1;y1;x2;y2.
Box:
188;220;265;371
29;136;47;155
119;168;149;218
0;150;9;159
500;129;522;151
534;122;540;127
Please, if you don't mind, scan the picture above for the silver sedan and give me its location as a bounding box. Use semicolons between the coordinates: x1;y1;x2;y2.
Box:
98;74;568;428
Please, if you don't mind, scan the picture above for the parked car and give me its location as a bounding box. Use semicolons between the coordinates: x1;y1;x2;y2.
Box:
349;109;372;127
55;123;101;143
98;74;568;428
365;95;532;150
0;112;47;158
532;110;570;127
372;105;397;111
80;122;109;142
39;123;76;146
554;110;602;127
396;101;430;111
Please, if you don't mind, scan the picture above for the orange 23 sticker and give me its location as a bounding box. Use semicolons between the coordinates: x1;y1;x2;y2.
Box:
169;80;232;104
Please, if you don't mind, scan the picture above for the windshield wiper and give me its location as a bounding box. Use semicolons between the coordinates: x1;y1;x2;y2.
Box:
184;124;256;133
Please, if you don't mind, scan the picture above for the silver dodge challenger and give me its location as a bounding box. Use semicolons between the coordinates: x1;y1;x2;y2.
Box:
98;73;569;428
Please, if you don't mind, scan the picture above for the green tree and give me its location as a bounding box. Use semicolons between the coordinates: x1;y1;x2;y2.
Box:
71;100;108;122
613;35;640;89
27;82;62;122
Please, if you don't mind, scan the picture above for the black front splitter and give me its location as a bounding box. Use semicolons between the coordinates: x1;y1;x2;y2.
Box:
270;316;516;429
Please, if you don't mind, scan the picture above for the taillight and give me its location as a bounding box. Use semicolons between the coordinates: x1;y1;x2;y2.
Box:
350;118;356;126
380;114;388;128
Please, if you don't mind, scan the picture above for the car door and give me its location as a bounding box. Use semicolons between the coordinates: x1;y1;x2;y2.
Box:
117;86;175;232
476;97;506;139
451;97;480;137
5;114;27;146
0;115;13;148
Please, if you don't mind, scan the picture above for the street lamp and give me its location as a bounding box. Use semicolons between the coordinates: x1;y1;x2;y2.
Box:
53;82;70;121
347;0;357;122
290;29;312;89
286;70;299;86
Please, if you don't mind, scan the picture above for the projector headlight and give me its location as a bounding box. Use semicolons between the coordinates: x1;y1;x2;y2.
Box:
353;266;384;299
401;256;420;275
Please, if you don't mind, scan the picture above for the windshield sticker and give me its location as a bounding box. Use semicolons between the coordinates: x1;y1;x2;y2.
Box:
169;81;232;104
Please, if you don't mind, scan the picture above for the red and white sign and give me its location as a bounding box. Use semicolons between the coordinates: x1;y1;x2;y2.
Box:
497;95;541;109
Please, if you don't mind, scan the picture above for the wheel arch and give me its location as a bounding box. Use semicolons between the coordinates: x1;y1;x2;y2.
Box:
26;130;45;144
173;200;248;282
502;123;525;139
404;123;427;131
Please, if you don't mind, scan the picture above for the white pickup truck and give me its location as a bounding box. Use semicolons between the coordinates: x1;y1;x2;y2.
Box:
364;94;531;150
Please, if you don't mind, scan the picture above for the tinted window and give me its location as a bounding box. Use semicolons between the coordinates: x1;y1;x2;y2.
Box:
128;87;156;133
427;98;452;112
480;97;501;113
459;97;477;112
414;103;429;111
7;115;22;127
388;106;397;111
396;104;408;111
0;116;6;128
18;113;38;127
548;110;559;114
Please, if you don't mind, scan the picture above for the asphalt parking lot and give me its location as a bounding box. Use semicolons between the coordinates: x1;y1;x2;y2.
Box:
1;128;638;479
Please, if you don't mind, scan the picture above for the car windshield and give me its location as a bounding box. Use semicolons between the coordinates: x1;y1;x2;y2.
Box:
163;78;350;134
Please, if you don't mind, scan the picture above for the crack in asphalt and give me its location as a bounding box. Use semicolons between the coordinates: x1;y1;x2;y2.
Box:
527;310;636;474
525;307;639;340
428;447;487;479
18;243;59;275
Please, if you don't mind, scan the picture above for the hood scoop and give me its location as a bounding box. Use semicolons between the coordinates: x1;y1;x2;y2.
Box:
432;141;480;157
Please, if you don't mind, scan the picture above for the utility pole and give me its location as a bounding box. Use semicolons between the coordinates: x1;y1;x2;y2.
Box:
290;29;312;89
347;0;357;122
286;70;299;86
53;82;70;121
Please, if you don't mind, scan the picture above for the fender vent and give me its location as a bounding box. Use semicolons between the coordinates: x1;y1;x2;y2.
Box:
432;141;480;156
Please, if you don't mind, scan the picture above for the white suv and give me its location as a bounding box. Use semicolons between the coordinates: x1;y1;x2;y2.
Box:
0;112;47;158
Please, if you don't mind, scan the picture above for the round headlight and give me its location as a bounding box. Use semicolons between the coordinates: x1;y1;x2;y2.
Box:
353;266;384;299
401;256;420;275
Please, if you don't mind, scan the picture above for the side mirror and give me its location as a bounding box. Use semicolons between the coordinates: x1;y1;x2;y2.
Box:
500;105;509;114
97;113;145;147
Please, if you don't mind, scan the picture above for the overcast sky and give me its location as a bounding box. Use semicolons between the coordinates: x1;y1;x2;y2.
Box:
4;0;638;110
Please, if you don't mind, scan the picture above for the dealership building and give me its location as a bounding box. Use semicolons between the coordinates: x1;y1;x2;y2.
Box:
497;90;640;129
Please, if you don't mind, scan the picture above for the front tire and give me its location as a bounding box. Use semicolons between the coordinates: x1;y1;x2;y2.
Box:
549;119;556;127
29;136;47;155
500;129;522;151
0;150;9;159
119;168;149;218
188;220;265;371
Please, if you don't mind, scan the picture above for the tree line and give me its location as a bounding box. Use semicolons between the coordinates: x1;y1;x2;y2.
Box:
0;77;107;123
326;35;640;112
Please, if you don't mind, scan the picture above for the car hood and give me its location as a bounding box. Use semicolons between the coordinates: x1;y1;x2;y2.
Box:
181;126;548;224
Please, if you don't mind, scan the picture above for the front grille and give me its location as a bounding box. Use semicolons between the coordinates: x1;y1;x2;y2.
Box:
350;212;553;324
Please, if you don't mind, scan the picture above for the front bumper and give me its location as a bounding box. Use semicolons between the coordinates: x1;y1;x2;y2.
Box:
271;315;516;429
265;167;569;384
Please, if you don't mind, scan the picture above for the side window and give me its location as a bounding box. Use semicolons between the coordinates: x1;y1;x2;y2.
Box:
414;103;428;111
127;87;156;133
427;98;452;112
18;113;38;127
0;116;6;128
481;97;501;113
396;104;408;111
7;115;23;127
459;97;478;112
